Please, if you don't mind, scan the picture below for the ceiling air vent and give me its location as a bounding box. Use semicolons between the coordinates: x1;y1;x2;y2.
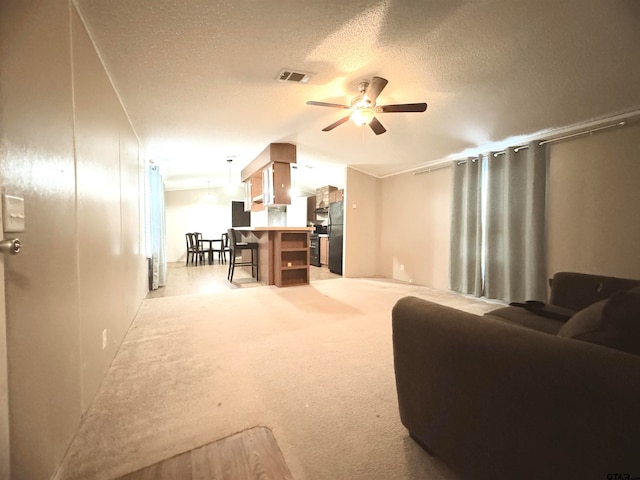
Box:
277;69;312;83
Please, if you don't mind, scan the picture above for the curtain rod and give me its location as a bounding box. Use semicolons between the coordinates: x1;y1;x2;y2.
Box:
493;120;626;157
415;118;629;171
539;120;626;145
413;164;452;175
452;157;479;167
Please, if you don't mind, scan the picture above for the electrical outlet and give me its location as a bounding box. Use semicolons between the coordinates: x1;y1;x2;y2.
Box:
400;264;405;271
102;329;107;350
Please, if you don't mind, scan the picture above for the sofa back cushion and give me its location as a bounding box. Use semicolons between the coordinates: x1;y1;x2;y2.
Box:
558;286;640;355
549;272;640;311
605;286;640;332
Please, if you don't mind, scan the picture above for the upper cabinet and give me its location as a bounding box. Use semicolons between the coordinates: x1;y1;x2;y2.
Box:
244;176;264;212
316;185;341;209
242;143;296;212
262;161;291;206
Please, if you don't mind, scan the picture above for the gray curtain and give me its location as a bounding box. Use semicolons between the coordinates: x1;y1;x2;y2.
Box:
149;165;167;290
449;157;483;296
484;142;547;302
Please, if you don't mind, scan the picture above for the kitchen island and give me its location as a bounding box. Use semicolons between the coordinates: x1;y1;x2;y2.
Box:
235;227;312;287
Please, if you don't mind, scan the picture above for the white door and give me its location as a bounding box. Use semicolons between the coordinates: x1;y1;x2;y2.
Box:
0;192;12;480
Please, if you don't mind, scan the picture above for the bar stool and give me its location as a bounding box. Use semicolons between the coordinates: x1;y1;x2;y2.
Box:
227;228;259;282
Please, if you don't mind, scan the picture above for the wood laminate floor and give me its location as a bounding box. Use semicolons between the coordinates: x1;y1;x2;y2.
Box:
147;261;341;298
115;427;293;480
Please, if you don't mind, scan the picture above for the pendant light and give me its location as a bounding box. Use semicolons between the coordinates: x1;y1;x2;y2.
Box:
203;180;214;201
225;158;237;193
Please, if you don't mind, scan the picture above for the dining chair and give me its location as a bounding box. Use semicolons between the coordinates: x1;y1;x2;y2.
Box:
185;233;197;266
211;232;230;264
185;232;206;266
227;228;259;282
221;233;231;263
193;232;207;264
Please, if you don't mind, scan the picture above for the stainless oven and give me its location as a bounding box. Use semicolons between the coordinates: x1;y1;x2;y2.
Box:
309;234;321;267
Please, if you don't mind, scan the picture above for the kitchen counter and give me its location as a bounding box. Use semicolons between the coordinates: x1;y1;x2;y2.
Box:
235;227;311;287
235;226;313;231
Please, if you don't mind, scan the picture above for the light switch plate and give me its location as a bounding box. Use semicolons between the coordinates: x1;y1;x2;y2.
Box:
3;194;26;233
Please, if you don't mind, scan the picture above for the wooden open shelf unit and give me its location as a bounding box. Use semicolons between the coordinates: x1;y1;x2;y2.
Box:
274;231;309;287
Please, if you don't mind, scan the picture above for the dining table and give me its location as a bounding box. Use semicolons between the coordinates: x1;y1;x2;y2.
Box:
198;238;223;265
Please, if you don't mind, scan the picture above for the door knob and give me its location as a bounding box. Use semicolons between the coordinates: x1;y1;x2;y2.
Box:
0;238;22;255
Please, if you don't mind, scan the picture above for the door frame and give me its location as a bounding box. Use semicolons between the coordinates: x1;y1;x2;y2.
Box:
0;186;11;480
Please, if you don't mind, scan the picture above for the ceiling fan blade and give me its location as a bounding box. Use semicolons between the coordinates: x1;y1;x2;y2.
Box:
322;115;351;132
306;100;349;109
377;102;428;113
363;76;388;103
369;117;386;135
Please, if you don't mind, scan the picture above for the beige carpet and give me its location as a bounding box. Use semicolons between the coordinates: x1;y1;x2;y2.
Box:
54;278;499;480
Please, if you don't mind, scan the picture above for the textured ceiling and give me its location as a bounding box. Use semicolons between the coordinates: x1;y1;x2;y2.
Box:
74;0;640;190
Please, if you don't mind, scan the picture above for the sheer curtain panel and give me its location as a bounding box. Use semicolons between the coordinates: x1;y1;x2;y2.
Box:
149;165;167;290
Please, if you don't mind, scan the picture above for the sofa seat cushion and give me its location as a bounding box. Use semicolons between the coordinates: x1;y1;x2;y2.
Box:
485;306;566;334
558;287;640;356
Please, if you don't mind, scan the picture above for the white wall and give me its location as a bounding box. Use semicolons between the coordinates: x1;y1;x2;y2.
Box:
0;2;147;478
286;195;309;226
362;120;640;291
379;166;453;289
166;190;309;262
251;195;309;228
344;168;380;278
547;121;640;278
343;164;453;289
165;186;245;262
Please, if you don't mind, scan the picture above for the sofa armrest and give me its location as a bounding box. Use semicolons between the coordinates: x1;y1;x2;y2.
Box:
549;271;640;311
392;296;640;480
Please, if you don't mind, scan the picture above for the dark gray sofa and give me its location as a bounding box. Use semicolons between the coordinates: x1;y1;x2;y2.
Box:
392;272;640;480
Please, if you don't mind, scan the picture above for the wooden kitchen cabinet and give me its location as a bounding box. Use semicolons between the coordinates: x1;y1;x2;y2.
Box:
329;188;344;203
244;174;264;212
307;196;316;224
320;236;329;265
316;185;337;209
263;161;291;206
241;143;296;211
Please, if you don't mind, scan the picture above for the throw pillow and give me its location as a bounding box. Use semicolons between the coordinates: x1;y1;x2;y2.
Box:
557;300;607;338
557;290;640;356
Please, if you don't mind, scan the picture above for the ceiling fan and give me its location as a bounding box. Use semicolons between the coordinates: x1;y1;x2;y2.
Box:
306;76;427;135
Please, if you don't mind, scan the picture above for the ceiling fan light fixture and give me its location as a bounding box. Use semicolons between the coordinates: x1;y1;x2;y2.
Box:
351;108;375;126
350;94;372;110
306;76;426;134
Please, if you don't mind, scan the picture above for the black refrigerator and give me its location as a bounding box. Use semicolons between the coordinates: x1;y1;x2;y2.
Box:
328;200;343;275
